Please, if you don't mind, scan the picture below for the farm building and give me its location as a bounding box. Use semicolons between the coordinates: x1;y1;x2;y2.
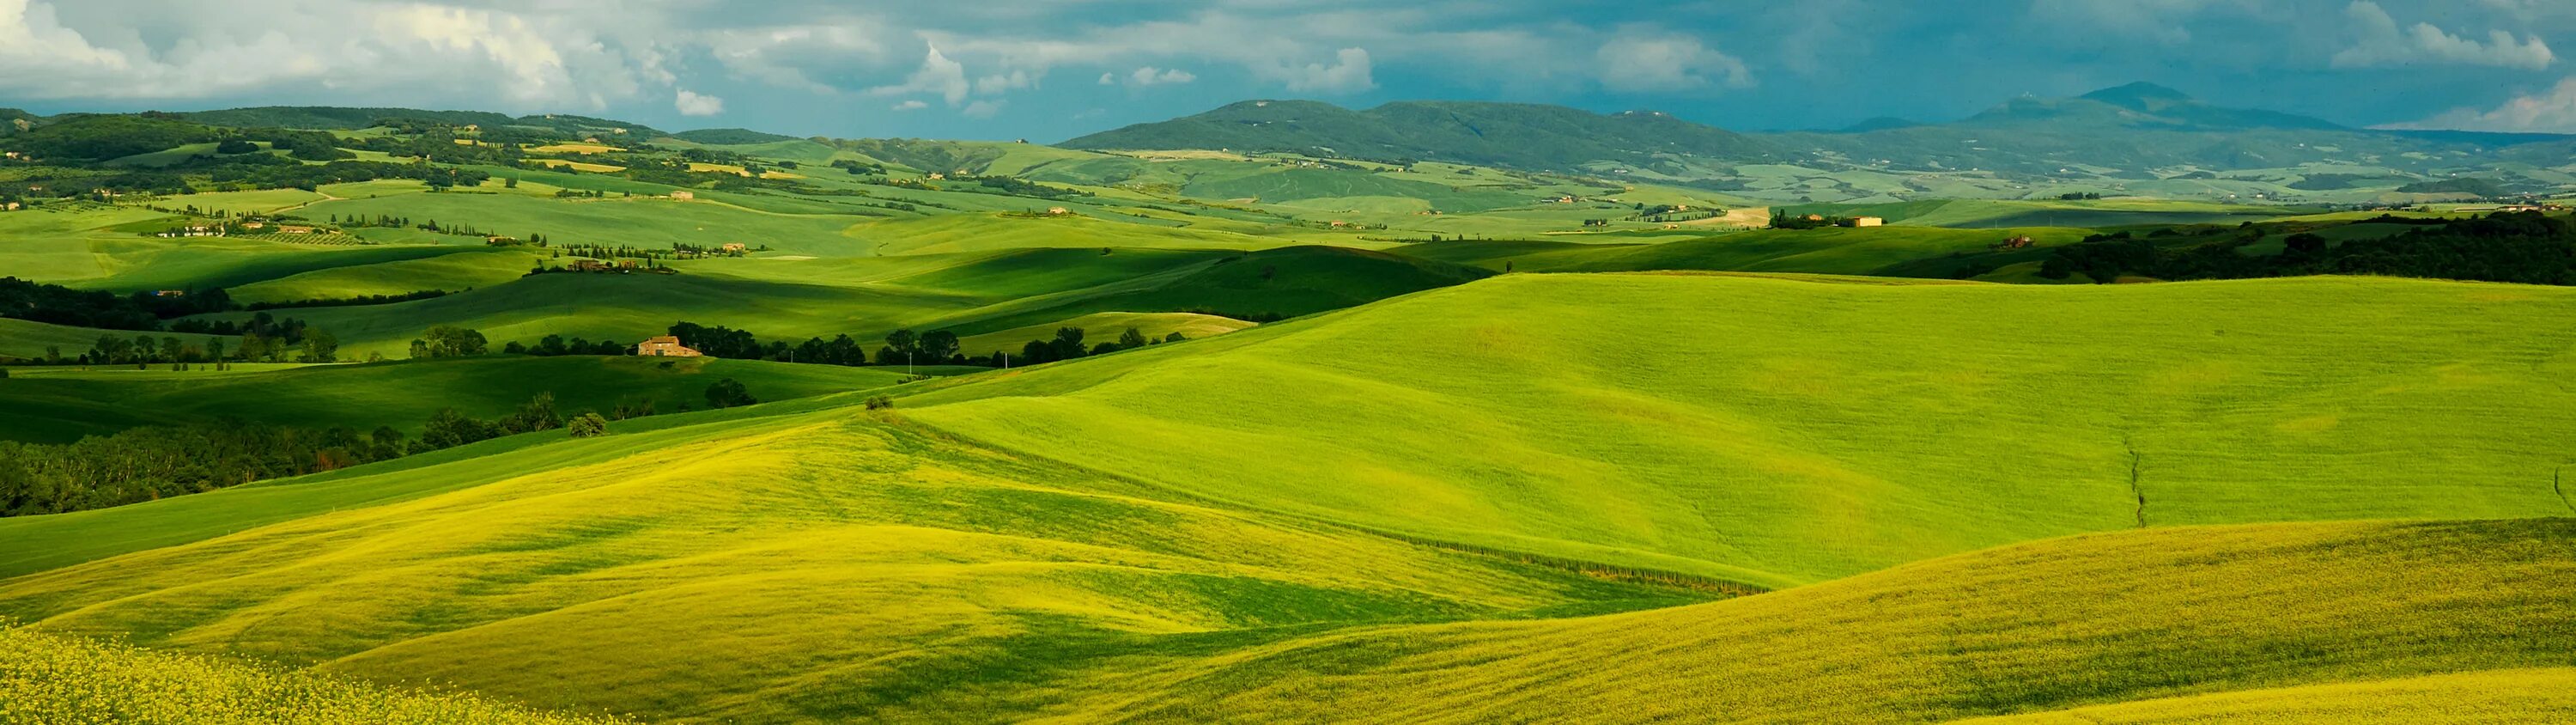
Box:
1047;206;1069;216
636;336;703;357
721;242;748;253
279;226;314;234
568;259;610;271
669;191;695;201
1852;216;1885;227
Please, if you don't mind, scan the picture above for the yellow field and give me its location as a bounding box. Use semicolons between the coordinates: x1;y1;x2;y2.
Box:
531;159;628;174
530;143;623;155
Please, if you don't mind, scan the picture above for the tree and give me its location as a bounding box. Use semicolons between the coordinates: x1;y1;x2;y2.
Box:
1049;326;1087;361
413;326;488;358
204;338;224;370
917;330;959;364
863;395;894;411
704;378;756;409
567;413;609;438
1117;326;1148;350
884;329;920;358
502;392;563;433
297;329;338;363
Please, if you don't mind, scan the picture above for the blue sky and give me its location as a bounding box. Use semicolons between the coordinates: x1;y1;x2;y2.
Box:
3;0;2573;139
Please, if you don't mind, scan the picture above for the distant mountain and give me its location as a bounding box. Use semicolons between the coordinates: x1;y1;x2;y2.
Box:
1063;100;1777;170
154;107;664;138
670;128;802;145
1068;84;2574;187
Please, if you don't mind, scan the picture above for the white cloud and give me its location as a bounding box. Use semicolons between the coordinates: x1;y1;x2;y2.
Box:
1101;65;1195;88
1267;47;1373;94
1597;34;1753;93
2395;76;2576;131
674;88;724;116
975;69;1036;95
2332;1;2554;70
962;99;1005;119
2026;0;2230;46
868;41;970;105
891;99;928;111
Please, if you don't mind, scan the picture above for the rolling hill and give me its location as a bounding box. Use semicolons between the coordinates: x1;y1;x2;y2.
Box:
3;273;2570;722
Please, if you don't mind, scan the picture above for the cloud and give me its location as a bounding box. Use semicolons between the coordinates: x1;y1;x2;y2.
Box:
1101;66;1195;88
1267;47;1373;94
868;41;970;105
1597;34;1753;93
962;99;1005;119
2332;1;2554;70
2394;76;2576;131
674;88;724;116
891;99;928;111
975;69;1036;95
2026;0;2231;46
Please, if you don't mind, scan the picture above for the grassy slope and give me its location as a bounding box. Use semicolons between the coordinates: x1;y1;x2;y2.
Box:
0;624;629;724
185;246;1483;360
901;273;2576;586
0;407;1713;723
3;274;2572;722
1391;225;2085;277
1959;667;2576;724
0;356;911;444
952;312;1256;356
225;248;544;304
1066;519;2576;722
0;318;239;362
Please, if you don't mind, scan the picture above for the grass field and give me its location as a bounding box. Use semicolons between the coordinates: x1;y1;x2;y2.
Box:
2;273;2569;722
0;624;629;724
223;248;543;304
952;312;1256;356
1069;519;2576;722
902;273;2576;585
1394;225;2084;277
0;356;914;443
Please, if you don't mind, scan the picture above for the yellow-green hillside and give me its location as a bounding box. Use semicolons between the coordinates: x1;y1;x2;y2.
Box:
1958;667;2576;724
902;273;2576;585
0;624;629;724
1068;519;2576;722
0;408;1716;723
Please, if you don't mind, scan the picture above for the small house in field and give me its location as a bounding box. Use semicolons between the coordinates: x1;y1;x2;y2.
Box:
637;336;703;357
1852;216;1885;227
617;259;640;270
1047;206;1069;216
669;191;695;201
153;289;185;297
242;222;266;229
280;225;314;234
720;242;747;253
568;259;610;271
1998;235;2036;249
927;173;945;180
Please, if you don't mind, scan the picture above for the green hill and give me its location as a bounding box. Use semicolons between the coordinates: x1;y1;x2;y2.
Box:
902;273;2576;585
0;355;914;444
1072;518;2576;722
2;273;2571;722
0;624;629;724
1063;100;1776;169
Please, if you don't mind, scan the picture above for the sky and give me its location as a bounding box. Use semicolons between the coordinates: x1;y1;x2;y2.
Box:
3;0;2575;140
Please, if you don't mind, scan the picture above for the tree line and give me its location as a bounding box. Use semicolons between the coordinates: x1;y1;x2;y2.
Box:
0;389;682;518
2038;212;2574;286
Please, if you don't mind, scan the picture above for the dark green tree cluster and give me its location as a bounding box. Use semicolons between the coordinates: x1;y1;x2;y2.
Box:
0;423;405;516
2038;212;2574;285
1011;326;1175;366
502;334;629;356
410;326;489;358
0;277;234;330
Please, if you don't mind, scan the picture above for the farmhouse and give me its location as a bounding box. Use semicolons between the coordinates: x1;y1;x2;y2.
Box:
1998;235;2036;249
568;259;610;271
241;222;265;229
2;202;18;211
636;336;703;357
152;289;185;297
927;173;945;180
279;226;315;234
1047;206;1069;216
670;191;695;201
1852;216;1885;227
721;242;747;253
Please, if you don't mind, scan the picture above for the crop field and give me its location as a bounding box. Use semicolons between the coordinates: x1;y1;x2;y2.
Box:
3;273;2569;722
0;355;912;443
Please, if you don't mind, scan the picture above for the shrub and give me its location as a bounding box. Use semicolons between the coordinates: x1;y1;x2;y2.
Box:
705;378;756;409
567;413;609;438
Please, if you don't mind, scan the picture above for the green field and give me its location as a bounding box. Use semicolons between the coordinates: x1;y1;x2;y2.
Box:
3;274;2571;722
7;100;2575;723
0;355;915;443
